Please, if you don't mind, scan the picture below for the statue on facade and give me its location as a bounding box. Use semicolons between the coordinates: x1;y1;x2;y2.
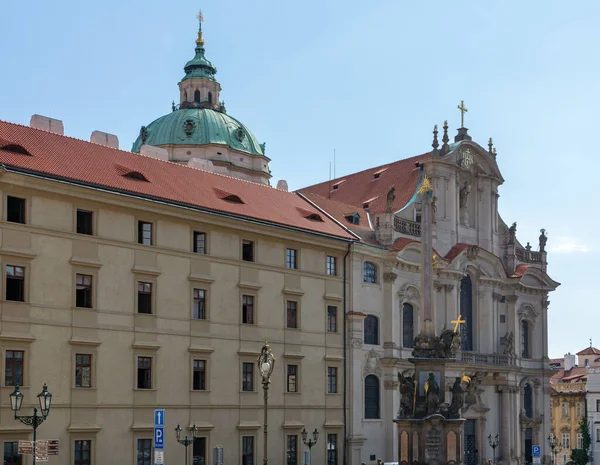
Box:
448;377;467;418
386;187;396;214
508;222;517;244
425;372;440;415
539;228;547;252
503;331;514;356
459;182;471;209
398;372;416;418
432;196;438;223
435;329;458;359
140;126;148;143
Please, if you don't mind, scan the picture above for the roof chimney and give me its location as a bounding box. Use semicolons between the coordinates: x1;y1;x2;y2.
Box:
564;352;576;371
276;180;288;191
30;114;64;135
90;131;119;149
140;144;169;162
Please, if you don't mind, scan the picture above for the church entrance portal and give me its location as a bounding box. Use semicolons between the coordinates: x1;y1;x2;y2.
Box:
464;419;478;465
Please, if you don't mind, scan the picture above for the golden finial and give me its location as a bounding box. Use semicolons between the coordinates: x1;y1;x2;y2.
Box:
417;176;433;194
195;9;205;46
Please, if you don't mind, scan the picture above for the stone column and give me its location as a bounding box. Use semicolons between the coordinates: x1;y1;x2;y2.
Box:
498;386;511;463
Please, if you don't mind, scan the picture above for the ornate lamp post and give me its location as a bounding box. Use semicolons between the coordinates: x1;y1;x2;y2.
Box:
257;342;275;465
10;383;52;465
175;423;199;465
548;434;563;465
488;434;499;465
301;428;319;465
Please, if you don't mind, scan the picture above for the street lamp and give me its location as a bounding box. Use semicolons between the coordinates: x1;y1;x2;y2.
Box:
175;423;199;465
548;434;563;465
301;428;319;465
488;434;499;465
257;342;275;465
10;383;52;465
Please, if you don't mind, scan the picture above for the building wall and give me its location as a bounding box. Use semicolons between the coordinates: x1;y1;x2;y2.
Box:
0;174;348;465
549;383;586;464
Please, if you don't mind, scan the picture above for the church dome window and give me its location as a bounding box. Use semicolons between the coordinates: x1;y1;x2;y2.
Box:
194;90;201;103
208;92;213;104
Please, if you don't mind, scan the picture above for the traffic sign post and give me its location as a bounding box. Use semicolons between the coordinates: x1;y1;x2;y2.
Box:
533;445;541;464
154;409;165;465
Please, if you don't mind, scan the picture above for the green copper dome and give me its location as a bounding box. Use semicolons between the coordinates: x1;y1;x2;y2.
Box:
131;108;265;156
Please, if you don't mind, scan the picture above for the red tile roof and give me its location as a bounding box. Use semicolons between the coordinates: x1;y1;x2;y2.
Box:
390;237;419;251
444;243;470;262
577;347;600;356
301;193;372;231
299;153;430;214
550;367;588;384
0;121;355;240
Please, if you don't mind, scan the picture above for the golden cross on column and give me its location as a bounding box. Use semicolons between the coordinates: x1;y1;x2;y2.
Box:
451;314;466;333
457;100;468;128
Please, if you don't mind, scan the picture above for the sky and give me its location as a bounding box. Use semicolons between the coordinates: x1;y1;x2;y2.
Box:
1;1;597;358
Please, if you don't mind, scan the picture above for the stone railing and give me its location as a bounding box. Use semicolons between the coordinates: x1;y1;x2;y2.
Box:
393;217;421;237
460;351;511;366
552;382;586;393
516;247;542;263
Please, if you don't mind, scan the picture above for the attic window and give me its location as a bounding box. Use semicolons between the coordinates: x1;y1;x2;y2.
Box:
333;185;339;190
222;194;244;204
373;173;380;180
123;171;149;182
345;213;361;225
363;203;369;209
306;213;324;222
1;144;31;156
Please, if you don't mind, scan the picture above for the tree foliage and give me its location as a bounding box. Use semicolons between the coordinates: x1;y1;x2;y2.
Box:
571;418;591;465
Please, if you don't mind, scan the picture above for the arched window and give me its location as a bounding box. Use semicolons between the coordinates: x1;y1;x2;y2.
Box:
460;275;473;351
402;303;414;348
364;375;380;419
364;316;379;345
521;320;530;358
524;383;533;418
184;90;188;102
194;90;201;103
363;262;377;283
208;92;213;104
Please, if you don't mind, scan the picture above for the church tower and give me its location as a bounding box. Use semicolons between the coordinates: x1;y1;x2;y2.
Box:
132;12;271;185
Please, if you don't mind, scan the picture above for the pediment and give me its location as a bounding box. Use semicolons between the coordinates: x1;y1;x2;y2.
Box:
447;142;504;183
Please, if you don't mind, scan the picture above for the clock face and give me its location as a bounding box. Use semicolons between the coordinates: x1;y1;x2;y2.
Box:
459;146;474;168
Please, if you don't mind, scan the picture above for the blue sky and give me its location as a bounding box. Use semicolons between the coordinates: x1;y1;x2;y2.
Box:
1;1;596;358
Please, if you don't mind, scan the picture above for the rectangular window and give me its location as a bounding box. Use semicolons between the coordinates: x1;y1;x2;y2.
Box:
137;438;152;465
576;402;584;418
328;367;338;394
242;362;254;392
193;437;206;465
562;432;570;449
137;356;152;389
138;221;153;245
327;306;337;332
75;353;92;388
286;301;298;329
242;240;254;262
577;433;584;450
76;209;93;235
6;265;25;302
193;289;206;320
242;436;254;465
193;359;206;391
326;256;337;276
3;441;21;465
286;248;297;269
76;274;93;308
5;350;24;386
286;435;298;465
327;434;338;465
74;440;91;465
287;365;297;393
242;295;254;324
193;231;206;254
137;282;152;314
6;196;25;224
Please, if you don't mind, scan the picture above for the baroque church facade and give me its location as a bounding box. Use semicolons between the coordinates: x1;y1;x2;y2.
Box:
0;14;558;465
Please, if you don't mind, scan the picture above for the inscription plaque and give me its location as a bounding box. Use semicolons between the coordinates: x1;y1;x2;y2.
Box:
425;428;442;462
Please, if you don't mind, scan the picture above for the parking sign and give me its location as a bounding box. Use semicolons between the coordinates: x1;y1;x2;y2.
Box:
533;445;541;457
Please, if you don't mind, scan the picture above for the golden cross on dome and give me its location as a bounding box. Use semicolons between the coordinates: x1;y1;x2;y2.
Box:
451;314;466;333
457;100;468;128
197;9;204;22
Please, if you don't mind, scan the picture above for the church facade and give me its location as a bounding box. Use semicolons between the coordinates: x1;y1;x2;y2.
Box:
0;14;559;465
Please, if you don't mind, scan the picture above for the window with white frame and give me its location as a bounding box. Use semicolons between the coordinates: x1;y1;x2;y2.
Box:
577;433;584;449
562;432;570;449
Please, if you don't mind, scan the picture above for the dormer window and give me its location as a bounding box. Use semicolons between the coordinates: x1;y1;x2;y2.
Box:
123;171;149;182
373;173;380;180
223;194;244;204
344;213;360;225
363;203;369;209
306;213;323;222
333;185;339;190
1;144;31;156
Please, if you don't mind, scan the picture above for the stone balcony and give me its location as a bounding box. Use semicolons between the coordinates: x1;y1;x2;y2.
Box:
393;217;421;237
460;351;513;366
516;246;543;264
552;382;586;393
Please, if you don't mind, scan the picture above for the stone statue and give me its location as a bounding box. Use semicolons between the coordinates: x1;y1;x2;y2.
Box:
464;372;486;405
398;372;415;418
508;222;517;244
386;187;396;214
539;228;547;252
435;329;457;359
140;126;148;143
503;331;514;356
448;377;466;418
425;372;440;415
459;182;471;209
432;196;437;223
